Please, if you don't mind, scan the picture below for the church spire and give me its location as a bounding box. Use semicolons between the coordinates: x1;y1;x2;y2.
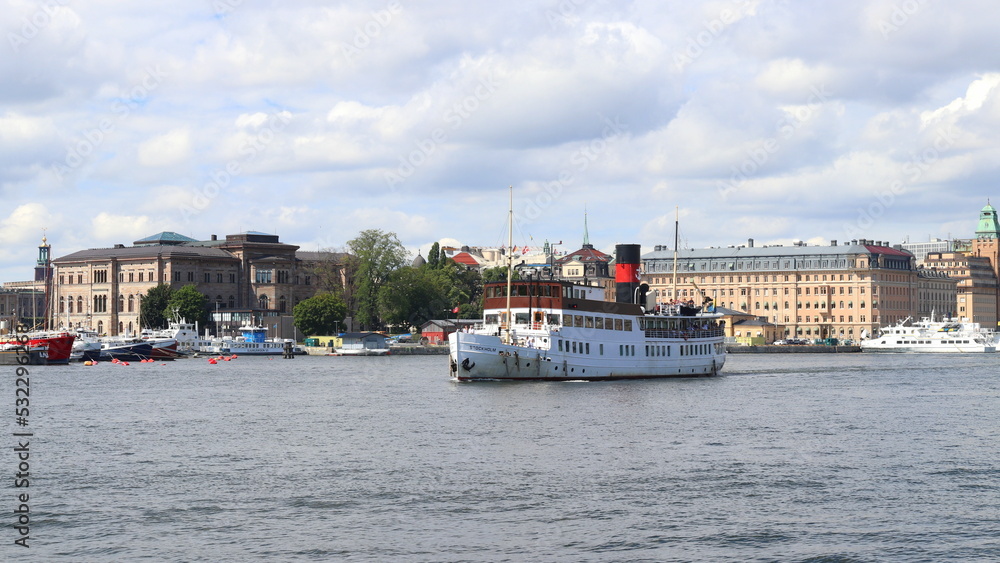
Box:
582;206;593;249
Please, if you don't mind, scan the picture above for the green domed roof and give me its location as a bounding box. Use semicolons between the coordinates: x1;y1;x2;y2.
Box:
976;202;1000;239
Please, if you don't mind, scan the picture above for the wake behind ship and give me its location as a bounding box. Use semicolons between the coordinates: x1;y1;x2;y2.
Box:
449;244;726;381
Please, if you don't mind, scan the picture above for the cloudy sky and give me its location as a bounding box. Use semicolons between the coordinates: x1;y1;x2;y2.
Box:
3;0;1000;281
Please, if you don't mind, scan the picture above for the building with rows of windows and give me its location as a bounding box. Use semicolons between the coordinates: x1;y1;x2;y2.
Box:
51;231;344;336
641;238;922;341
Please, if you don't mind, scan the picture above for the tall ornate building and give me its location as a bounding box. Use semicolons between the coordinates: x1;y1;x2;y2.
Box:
642;238;918;341
52;231;344;336
969;202;1000;324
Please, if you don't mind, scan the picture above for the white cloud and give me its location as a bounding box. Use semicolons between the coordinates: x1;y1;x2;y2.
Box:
4;1;1000;281
90;212;158;243
137;129;192;167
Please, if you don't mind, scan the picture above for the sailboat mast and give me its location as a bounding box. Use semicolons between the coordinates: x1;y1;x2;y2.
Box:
672;206;679;302
505;185;513;344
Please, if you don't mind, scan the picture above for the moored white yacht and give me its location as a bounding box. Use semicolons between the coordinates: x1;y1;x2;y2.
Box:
861;314;1000;353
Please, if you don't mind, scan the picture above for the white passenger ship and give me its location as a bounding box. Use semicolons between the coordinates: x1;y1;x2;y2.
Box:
861;315;1000;353
449;244;726;381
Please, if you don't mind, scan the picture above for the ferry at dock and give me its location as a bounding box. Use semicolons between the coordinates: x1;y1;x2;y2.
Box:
449;244;726;381
861;315;1000;353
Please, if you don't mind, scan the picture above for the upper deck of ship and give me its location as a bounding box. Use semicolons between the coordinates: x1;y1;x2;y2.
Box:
482;280;720;318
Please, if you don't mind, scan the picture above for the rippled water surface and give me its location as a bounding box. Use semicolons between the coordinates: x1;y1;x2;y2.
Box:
10;353;1000;561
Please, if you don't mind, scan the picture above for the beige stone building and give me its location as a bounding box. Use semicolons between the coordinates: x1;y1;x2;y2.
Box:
642;238;918;342
914;268;959;320
922;251;998;327
52;231;344;336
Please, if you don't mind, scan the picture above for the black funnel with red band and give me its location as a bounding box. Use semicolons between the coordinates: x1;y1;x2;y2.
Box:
615;244;642;304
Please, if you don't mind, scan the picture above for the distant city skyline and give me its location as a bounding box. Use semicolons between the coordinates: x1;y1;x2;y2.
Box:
4;2;1000;282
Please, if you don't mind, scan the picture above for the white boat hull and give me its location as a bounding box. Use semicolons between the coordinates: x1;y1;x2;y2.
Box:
449;332;725;381
861;342;996;353
335;348;390;356
861;317;1000;353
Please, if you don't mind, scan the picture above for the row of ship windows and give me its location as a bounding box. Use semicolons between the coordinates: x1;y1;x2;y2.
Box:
555;341;713;357
488;313;636;332
896;340;971;344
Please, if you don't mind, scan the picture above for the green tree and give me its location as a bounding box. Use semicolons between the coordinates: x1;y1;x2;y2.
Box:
293;293;347;336
140;284;174;329
166;285;209;328
378;267;449;328
426;242;440;269
481;265;519;283
348;229;408;330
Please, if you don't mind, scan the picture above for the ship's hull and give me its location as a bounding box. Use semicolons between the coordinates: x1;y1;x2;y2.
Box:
449;332;725;381
21;333;76;365
861;342;996;353
100;342;154;361
206;341;305;355
147;338;182;359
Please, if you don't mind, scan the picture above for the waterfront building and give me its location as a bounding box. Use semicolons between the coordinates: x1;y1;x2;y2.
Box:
0;289;46;334
553;241;615;301
915;268;959;320
51;231;344;336
713;306;781;345
547;213;616;301
969;202;1000;324
1;236;55;331
900;238;956;265
642;238;918;341
922;251;998;327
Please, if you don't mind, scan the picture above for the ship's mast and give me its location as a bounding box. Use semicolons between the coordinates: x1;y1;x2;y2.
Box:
505;185;513;345
672;206;679;303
